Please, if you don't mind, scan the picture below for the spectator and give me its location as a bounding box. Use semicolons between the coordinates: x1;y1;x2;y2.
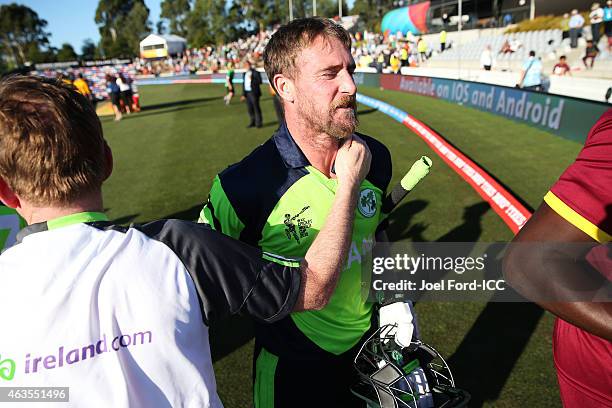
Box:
518;50;543;91
480;45;494;71
417;37;428;62
499;39;513;54
73;73;92;103
583;39;600;68
561;13;571;40
503;13;513;26
569;9;585;48
499;37;522;56
376;53;385;73
241;60;262;128
223;62;235;106
105;74;122;122
604;0;612;51
400;45;409;67
442;12;450;27
440;30;447;52
126;76;140;113
552;55;572;75
590;3;604;45
390;53;401;74
117;73;133;115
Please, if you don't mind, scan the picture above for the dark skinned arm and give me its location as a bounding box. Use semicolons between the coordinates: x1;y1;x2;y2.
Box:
503;202;612;341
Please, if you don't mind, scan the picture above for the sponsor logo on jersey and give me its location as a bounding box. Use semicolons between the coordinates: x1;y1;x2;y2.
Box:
358;189;377;218
284;206;312;244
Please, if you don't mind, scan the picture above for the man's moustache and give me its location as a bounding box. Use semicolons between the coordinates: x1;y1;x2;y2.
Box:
333;97;356;110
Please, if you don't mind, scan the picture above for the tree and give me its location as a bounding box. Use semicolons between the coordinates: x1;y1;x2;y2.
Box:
56;43;78;62
95;0;151;58
27;44;57;64
160;0;191;37
81;39;97;60
156;20;166;35
316;0;350;18
352;0;394;31
185;0;227;46
0;3;52;67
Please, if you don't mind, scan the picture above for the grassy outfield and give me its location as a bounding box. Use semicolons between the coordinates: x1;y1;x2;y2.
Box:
101;83;583;407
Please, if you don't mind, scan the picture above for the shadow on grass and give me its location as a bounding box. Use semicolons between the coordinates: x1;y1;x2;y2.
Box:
141;96;220;111
449;287;544;407
388;200;544;407
120;105;200;120
163;203;204;222
357;108;378;116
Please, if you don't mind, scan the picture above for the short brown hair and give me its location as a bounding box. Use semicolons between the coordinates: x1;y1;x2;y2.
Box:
0;75;107;205
264;17;352;90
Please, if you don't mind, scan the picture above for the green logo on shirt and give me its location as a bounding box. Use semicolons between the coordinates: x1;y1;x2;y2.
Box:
358;189;377;218
0;355;16;380
284;206;312;244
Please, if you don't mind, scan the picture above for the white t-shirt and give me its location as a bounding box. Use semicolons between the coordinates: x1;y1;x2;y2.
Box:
480;49;493;67
244;70;252;92
0;213;300;407
590;8;604;24
116;78;131;92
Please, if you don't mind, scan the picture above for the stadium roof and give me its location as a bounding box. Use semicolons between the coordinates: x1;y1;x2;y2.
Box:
140;34;186;47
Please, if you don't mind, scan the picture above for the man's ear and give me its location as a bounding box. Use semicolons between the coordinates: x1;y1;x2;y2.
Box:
273;74;295;104
0;177;20;209
102;141;113;182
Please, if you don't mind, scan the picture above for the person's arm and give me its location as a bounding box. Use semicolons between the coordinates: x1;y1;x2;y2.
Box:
296;135;371;309
504;110;612;341
197;136;371;317
503;202;612;341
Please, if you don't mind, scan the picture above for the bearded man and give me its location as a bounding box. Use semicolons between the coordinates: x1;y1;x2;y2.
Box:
198;17;393;407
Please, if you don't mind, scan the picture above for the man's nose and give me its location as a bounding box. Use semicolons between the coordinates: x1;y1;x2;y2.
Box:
339;69;357;95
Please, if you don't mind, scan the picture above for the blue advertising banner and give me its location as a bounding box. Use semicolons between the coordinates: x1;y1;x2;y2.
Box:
379;74;610;143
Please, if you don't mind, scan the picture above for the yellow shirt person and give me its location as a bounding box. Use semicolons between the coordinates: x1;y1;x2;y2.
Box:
390;54;401;73
73;76;91;97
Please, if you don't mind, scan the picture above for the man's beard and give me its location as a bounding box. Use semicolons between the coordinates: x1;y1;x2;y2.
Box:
298;94;359;140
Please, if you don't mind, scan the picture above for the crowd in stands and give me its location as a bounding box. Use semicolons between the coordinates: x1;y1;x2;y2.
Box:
31;3;612;108
135;29;274;76
351;30;447;73
33;65;140;121
34;64;138;102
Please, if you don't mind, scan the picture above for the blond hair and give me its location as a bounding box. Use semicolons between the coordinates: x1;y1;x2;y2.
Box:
264;17;351;92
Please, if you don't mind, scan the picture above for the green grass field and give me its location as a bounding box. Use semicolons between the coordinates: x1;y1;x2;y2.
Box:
100;83;583;407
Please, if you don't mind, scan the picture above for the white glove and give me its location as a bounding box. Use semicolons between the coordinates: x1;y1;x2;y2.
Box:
379;302;414;348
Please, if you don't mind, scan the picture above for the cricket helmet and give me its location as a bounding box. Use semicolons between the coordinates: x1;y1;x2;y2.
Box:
352;324;470;408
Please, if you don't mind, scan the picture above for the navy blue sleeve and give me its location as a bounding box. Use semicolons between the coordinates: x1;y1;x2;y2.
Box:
134;220;302;326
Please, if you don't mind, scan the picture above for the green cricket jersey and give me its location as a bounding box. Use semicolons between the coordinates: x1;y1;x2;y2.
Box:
199;124;391;356
0;205;25;251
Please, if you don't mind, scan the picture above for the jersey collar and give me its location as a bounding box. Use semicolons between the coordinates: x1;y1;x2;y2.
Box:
272;122;310;169
16;212;109;243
